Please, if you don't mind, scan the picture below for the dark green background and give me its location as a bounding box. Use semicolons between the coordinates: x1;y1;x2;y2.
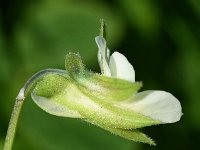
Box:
0;0;200;149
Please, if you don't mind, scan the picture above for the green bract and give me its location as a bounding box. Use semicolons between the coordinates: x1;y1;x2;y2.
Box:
32;53;159;145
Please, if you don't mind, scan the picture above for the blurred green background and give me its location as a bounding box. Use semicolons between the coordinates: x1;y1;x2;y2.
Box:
0;0;200;149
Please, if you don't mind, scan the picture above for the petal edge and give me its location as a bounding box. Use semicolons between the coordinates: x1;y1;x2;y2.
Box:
122;90;182;123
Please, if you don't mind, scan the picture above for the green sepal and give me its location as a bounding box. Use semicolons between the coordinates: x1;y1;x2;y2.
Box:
65;53;85;77
33;72;71;98
32;73;160;129
103;126;155;145
32;73;82;118
65;52;142;102
76;73;142;102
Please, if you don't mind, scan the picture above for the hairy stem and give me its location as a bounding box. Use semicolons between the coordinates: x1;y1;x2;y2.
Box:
3;69;66;150
3;99;24;150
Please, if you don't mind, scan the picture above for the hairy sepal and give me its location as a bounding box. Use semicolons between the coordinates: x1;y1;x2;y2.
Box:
32;73;160;129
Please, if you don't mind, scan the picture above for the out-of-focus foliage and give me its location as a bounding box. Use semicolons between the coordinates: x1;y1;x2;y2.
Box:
0;0;200;149
14;0;124;70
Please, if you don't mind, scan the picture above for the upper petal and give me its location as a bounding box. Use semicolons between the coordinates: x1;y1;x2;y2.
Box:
121;90;182;123
95;36;111;76
95;36;107;57
109;52;135;82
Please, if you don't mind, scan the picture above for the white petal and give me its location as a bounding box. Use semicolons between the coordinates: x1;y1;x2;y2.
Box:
107;48;110;59
109;52;135;82
122;91;182;123
95;36;111;76
95;36;106;57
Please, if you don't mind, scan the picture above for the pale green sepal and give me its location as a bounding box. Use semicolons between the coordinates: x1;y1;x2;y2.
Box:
105;127;155;145
33;73;71;97
32;73;160;129
32;73;82;118
88;121;155;145
64;52;142;102
76;73;142;102
65;53;85;77
32;92;82;118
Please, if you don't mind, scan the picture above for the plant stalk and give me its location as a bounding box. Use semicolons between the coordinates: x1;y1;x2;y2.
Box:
3;98;24;150
3;69;66;150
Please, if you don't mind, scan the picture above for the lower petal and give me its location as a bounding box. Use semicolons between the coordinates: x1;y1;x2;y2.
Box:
121;90;182;123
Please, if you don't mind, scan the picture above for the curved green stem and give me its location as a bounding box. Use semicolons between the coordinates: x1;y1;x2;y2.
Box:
3;99;24;150
3;69;66;150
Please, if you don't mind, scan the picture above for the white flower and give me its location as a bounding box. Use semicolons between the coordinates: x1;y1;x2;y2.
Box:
95;36;182;123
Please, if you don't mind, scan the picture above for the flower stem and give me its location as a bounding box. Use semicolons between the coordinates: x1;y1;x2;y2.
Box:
3;98;24;150
3;69;66;150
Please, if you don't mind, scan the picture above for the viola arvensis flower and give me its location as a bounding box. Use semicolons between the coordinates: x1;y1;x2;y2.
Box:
3;22;182;150
31;36;182;145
